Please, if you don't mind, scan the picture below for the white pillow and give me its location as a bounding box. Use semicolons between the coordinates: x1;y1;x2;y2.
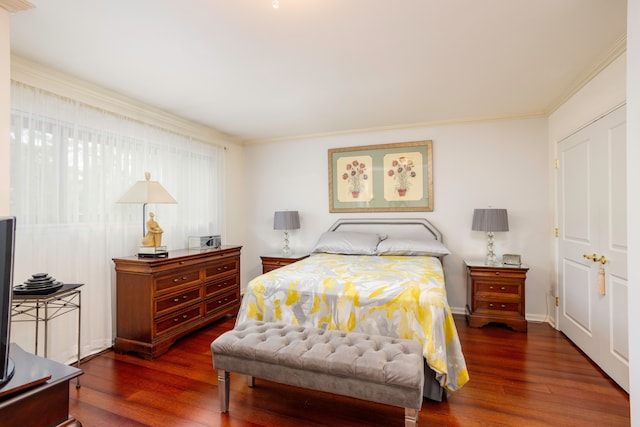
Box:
311;231;382;255
376;238;451;257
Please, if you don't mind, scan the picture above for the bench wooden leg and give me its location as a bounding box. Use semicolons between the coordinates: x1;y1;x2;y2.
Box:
248;376;255;388
405;408;419;427
218;370;230;413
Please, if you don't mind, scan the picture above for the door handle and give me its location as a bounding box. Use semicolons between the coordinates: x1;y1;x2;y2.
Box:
583;253;607;265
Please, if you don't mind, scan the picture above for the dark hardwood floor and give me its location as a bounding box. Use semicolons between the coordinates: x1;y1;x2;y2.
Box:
68;315;630;426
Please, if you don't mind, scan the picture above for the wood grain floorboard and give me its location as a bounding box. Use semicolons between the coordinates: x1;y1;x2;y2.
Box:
68;315;630;426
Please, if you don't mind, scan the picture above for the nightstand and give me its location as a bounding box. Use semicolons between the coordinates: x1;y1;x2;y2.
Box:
260;253;309;274
465;260;529;332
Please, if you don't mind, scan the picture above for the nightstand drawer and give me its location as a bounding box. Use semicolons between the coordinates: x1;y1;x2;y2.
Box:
468;269;526;280
475;300;521;315
261;254;309;274
476;282;521;295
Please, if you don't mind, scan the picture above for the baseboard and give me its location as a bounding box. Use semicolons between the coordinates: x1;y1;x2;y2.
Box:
450;305;556;327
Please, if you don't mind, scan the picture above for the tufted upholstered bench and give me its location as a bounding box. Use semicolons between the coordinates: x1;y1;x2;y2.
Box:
211;321;425;426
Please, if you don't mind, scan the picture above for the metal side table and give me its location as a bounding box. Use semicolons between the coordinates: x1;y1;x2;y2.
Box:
11;283;83;388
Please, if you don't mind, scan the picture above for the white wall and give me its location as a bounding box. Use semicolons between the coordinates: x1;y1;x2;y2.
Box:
242;117;551;319
627;0;639;424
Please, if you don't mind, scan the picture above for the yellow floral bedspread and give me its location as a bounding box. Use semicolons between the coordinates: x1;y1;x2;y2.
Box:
236;253;469;392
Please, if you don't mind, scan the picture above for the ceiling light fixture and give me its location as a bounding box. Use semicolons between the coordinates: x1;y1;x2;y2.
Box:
272;0;279;8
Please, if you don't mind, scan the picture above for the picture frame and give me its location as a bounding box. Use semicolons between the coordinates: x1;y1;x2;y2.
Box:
328;140;433;212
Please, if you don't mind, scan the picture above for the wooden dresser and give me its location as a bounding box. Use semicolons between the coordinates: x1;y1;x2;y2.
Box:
465;260;529;332
113;246;241;359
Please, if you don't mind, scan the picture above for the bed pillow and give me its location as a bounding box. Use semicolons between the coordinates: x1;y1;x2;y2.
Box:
311;231;382;255
376;238;451;257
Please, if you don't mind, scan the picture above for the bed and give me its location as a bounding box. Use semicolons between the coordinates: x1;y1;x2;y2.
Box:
236;218;469;400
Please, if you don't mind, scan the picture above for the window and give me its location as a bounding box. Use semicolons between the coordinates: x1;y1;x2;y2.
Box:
9;81;224;363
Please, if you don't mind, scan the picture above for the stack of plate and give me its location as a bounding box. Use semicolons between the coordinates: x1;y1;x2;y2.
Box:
13;273;63;295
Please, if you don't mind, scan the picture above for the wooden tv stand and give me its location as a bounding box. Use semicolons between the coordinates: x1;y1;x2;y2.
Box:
0;344;82;427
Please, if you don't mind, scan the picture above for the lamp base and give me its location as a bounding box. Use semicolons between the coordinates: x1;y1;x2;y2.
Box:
485;232;497;265
282;230;291;255
138;246;168;258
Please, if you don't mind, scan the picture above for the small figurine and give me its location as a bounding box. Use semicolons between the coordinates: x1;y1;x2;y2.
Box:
141;212;163;247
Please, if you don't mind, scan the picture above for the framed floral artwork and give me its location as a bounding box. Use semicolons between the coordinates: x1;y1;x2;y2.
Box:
328;140;433;212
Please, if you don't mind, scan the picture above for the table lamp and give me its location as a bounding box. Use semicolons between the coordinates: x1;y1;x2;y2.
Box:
117;172;176;256
273;211;300;255
472;208;509;265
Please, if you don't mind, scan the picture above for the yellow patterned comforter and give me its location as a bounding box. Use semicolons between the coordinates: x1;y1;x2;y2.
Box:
236;253;469;392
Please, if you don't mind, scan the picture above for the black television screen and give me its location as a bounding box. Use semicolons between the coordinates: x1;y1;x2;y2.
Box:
0;216;16;387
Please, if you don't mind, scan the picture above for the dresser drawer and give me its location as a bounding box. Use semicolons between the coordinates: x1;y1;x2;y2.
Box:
154;287;201;318
205;259;238;279
155;305;203;336
205;275;238;298
154;269;201;294
205;289;239;316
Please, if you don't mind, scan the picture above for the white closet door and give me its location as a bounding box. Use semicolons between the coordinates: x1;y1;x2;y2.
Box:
557;105;628;392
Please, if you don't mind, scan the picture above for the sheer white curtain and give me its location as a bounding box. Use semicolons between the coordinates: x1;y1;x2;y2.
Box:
9;81;225;364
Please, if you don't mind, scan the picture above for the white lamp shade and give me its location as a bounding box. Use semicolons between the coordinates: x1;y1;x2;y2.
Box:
472;208;509;232
117;172;177;204
273;211;300;230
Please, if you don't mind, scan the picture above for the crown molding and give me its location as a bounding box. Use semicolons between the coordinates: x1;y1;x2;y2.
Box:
10;55;240;147
0;0;34;13
548;34;627;114
242;111;548;146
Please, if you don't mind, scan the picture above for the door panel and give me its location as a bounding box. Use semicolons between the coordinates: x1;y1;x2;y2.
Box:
562;141;590;241
557;105;628;392
562;260;592;333
610;276;628;363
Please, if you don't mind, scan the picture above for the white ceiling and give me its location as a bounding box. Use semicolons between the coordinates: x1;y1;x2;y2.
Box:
9;0;627;143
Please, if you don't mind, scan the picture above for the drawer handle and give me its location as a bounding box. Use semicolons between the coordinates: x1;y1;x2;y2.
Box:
501;286;505;290
180;261;185;264
172;276;189;283
217;266;229;271
489;303;493;307
276;261;281;265
218;298;229;304
173;295;189;302
501;304;506;308
495;272;500;275
489;286;493;289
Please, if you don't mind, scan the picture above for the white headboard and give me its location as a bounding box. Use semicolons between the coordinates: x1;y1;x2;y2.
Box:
328;218;444;243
